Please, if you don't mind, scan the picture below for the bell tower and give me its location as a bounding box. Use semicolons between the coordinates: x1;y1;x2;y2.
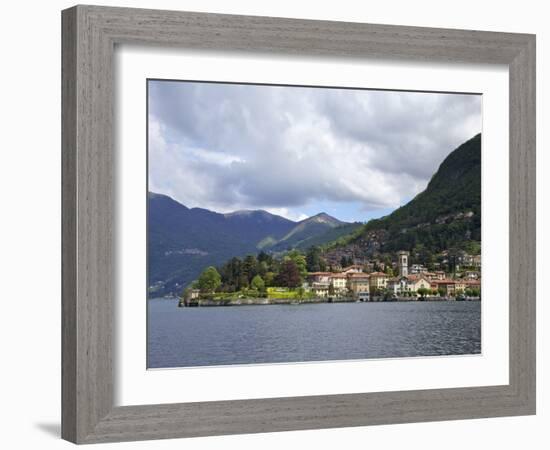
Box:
398;251;409;277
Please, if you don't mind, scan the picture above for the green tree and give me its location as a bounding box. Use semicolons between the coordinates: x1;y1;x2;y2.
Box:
242;254;259;283
417;287;430;298
264;271;275;287
276;260;302;288
251;274;265;292
286;249;307;279
197;266;221;293
466;288;480;297
306;246;322;272
257;261;269;277
257;250;272;265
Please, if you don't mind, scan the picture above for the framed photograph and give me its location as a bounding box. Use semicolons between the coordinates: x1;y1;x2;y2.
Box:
62;5;536;444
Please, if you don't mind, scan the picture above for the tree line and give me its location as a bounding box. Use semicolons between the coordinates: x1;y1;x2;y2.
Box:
193;247;332;294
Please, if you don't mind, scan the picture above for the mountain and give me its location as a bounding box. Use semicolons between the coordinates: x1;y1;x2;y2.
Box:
324;133;482;261
268;212;349;252
148;193;353;296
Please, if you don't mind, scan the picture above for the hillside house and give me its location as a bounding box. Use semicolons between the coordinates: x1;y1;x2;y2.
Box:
341;264;364;274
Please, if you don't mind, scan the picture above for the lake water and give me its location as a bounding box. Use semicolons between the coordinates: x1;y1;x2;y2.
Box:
147;299;481;368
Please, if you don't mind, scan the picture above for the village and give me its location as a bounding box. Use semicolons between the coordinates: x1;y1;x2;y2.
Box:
306;251;481;302
182;250;481;306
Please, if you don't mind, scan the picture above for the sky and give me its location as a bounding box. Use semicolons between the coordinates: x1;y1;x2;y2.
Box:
148;80;481;223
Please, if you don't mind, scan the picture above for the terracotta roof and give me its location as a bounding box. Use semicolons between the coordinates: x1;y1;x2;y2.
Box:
369;272;388;277
348;273;370;278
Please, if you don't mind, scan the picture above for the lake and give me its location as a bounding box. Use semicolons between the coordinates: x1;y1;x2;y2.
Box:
147;299;481;368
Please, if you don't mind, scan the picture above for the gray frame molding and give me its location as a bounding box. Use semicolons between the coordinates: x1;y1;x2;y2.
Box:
62;5;536;444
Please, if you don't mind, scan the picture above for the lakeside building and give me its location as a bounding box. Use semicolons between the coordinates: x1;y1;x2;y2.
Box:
387;274;432;295
310;282;330;297
369;272;389;291
432;279;467;296
346;273;371;300
331;273;348;293
301;250;480;299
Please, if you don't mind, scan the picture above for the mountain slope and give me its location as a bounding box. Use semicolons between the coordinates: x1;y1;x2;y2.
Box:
325;133;481;259
148;193;295;296
268;213;349;252
148;193;352;296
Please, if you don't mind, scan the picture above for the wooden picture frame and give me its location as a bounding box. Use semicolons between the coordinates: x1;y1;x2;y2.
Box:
62;5;536;444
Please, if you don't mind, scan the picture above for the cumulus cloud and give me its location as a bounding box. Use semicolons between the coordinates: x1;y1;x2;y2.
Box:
148;81;481;220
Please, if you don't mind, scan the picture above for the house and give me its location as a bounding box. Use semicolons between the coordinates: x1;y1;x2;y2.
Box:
341;264;364;274
330;273;348;293
347;273;370;298
311;282;330;297
410;264;427;274
369;272;389;292
387;275;431;295
405;275;432;293
434;279;466;296
307;272;332;284
387;277;405;294
434;280;456;296
463;270;481;280
456;252;481;269
422;271;446;281
454;280;466;292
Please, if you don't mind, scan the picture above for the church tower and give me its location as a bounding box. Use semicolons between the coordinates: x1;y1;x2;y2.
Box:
398;251;409;277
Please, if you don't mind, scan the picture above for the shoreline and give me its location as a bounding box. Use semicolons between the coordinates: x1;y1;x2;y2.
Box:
169;296;481;307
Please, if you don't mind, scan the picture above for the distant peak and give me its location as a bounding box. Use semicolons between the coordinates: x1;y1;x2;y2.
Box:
302;212;344;225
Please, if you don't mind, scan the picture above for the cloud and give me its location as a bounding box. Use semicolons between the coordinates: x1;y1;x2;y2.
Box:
148;81;481;220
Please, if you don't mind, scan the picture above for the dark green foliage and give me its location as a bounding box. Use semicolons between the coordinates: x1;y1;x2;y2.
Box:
306;246;327;272
417;287;430;298
294;222;362;251
327;134;482;257
340;255;353;267
276;260;302;288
